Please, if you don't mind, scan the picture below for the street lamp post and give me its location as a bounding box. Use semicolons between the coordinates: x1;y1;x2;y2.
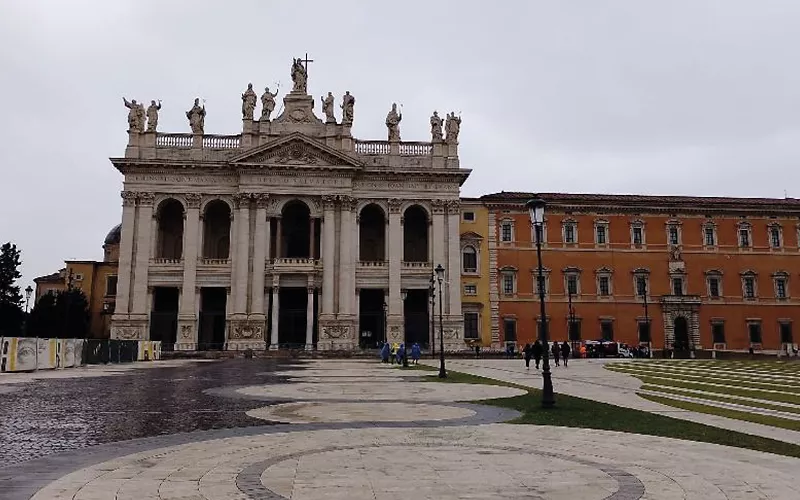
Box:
639;278;651;358
435;264;446;378
382;301;388;348
429;273;436;358
25;285;33;314
527;197;555;408
401;289;409;367
567;285;575;347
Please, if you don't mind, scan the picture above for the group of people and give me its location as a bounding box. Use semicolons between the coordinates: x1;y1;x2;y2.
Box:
522;340;572;369
380;342;422;365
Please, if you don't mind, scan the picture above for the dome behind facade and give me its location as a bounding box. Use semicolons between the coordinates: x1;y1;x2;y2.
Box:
104;223;122;245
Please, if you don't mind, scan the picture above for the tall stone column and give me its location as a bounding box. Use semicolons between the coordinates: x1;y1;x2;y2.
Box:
432;200;447;272
270;277;280;350
337;196;354;317
321;196;336;315
305;284;314;350
250;194;269;317
113;191;137;318
131;193;155;324
387;199;403;343
232;193;251;316
309;217;316;259
446;200;462;317
177;193;201;350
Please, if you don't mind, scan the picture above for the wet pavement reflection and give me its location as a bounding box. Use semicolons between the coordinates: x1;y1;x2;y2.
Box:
0;359;300;467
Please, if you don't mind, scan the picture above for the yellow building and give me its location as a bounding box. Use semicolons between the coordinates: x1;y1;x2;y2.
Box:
460;198;494;348
33;224;121;339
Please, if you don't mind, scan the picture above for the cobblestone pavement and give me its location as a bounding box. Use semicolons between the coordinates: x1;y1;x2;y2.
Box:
0;359;295;467
3;359;800;499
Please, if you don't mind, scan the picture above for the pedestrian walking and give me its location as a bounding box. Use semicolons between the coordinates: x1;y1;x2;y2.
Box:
380;342;390;364
532;340;543;369
396;343;405;365
390;342;399;364
560;341;571;367
522;343;533;369
551;341;560;367
411;343;421;364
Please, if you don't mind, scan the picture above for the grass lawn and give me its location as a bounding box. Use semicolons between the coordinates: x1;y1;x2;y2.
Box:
640;384;800;415
420;366;800;459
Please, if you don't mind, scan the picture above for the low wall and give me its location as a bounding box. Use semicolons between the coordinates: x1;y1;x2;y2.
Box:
0;338;161;372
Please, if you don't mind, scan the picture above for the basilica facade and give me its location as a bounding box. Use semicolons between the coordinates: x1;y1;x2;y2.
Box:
109;62;469;351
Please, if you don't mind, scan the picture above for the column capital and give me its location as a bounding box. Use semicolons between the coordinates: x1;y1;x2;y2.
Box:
388;198;403;214
338;195;357;211
121;190;138;207
255;193;271;209
322;195;337;210
233;192;253;209
138;192;156;207
431;199;446;215
185;193;202;209
445;199;461;213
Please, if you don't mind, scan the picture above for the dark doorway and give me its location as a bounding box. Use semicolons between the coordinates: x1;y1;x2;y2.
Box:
359;289;386;348
149;287;179;347
673;316;690;351
279;287;307;347
404;289;429;347
359;204;386;262
198;287;226;350
203;200;231;259
282;201;311;258
403;205;429;262
156;199;184;260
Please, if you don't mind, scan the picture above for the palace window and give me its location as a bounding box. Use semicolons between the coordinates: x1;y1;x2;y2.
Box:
711;321;726;344
595;220;609;245
741;271;757;299
667;224;680;246
536;317;551;337
638;320;651;343
748;320;762;344
703;222;717;247
535;275;548;297
705;271;722;298
773;272;789;299
105;275;118;297
600;319;614;341
567;275;579;296
500;267;517;295
462;245;478;273
464;312;480;339
503;318;517;342
780;321;793;344
462;211;475;222
562;219;577;244
463;284;477;296
568;319;582;341
530;222;548;246
739;222;752;248
633;269;650;298
598;276;610;296
630;219;645;247
500;219;514;242
671;277;685;296
563;267;581;297
769;224;783;249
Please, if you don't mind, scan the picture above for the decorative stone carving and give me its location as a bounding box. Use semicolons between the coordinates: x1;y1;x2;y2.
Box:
137;192;156;207
388;198;403;214
274;142;320;165
241;83;257;120
260;87;279;121
121;190;137;207
322;325;348;339
123;97;145;133
233;193;252;209
444;328;460;340
241;140;349;166
184;193;202;209
146;100;161;132
430;111;443;142
338;195;357;211
115;326;142;340
255;193;271;209
431;199;447;215
446;199;461;213
180;324;193;339
230;322;264;340
669;246;682;262
321;92;336;123
386;103;402;141
445;112;461;144
291;57;308;94
186;98;206;134
322;195;337;210
341;91;355;125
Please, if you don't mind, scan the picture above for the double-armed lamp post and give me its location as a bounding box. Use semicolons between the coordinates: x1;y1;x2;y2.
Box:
527;197;555;408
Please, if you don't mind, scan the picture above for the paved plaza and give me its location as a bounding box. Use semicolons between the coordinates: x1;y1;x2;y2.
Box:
1;358;799;499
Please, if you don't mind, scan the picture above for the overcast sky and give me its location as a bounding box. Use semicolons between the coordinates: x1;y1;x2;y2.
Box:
3;1;800;290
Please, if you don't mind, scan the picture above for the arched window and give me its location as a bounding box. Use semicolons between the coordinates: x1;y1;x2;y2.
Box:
359;204;386;262
462;245;477;273
281;200;311;258
403;205;429;262
202;200;231;259
156;199;184;260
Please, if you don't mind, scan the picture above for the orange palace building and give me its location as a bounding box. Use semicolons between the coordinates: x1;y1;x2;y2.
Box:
481;191;800;353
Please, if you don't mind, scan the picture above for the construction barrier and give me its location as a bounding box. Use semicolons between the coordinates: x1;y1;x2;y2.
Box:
0;338;158;372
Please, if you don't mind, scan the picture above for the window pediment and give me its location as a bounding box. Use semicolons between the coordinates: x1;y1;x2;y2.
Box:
595;266;613;275
460;231;484;242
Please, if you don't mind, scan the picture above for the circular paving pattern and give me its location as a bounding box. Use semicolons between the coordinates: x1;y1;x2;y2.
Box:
234;381;526;402
246;402;477;424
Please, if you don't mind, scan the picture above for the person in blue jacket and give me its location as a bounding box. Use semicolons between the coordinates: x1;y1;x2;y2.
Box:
396;343;406;365
410;343;421;364
380;342;390;363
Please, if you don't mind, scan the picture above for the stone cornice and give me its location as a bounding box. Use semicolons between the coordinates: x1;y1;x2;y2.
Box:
481;199;800;217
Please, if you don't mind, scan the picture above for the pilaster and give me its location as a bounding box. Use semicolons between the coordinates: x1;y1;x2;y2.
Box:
388;199;403;320
337;196;355;317
250;194;269;317
446;200;462;318
232;193;251;316
131;193;155;317
177;193;201;350
269;277;280;350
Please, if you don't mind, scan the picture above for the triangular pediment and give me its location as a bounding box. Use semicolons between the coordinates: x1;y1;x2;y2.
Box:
231;132;362;167
460;231;484;241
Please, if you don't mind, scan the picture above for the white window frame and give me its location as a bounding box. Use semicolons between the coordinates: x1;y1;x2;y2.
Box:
741;270;758;300
562;218;577;245
562;267;582;297
594;219;610;247
530;221;548;247
462;211;475;223
632;268;650;298
768;223;783;250
670;273;686;296
772;271;789;300
463;283;477;296
595;267;613;298
738;221;752;249
500;218;514;243
533;267;551;298
702;221;718;248
630;219;645;248
747;319;763;345
500;266;517;296
461;245;478;274
666;220;682;246
463;310;480;339
704;270;723;299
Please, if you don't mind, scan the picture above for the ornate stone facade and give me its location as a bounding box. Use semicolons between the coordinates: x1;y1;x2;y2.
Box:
111;60;469;352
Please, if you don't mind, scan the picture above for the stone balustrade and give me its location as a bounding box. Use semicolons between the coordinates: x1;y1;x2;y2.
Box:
199;258;230;266
155;133;193;148
358;261;388;267
151;258;182;265
354;141;392;155
402;261;431;268
272;257;320;272
202;135;241;149
398;142;433;156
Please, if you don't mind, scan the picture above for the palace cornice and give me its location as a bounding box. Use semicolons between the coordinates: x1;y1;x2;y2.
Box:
482;200;800;217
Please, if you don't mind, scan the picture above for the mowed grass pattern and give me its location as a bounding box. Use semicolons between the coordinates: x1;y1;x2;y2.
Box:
607;360;800;431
